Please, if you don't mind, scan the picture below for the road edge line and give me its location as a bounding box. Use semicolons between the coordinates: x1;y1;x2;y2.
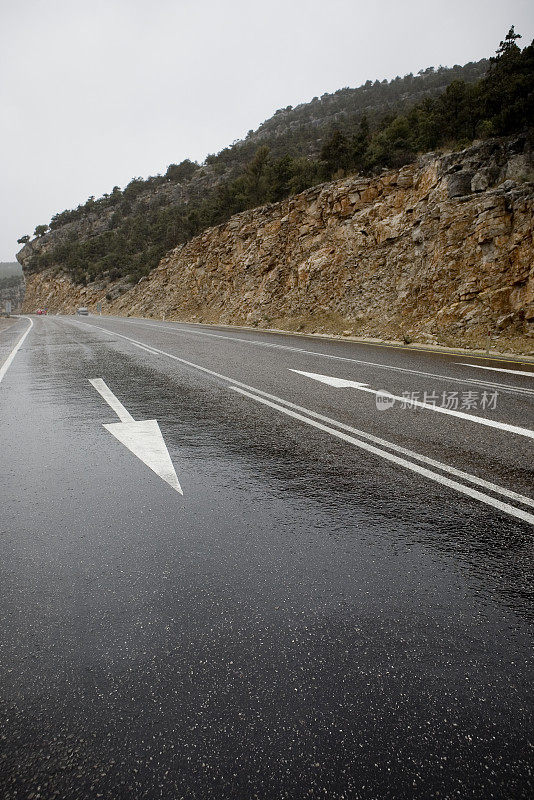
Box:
0;316;33;385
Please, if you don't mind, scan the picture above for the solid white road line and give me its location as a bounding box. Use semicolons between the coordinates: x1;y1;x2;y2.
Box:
233;388;534;509
115;318;534;398
230;387;534;527
456;362;534;378
0;317;33;385
291;370;534;440
89;377;135;422
69;319;534;517
89;377;182;494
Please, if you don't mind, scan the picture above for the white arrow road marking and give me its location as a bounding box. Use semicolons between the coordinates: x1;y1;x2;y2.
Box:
89;378;182;494
103;419;182;493
0;317;33;385
89;377;135;422
68;321;533;522
455;362;534;378
290;370;534;440
115;318;534;397
290;372;369;389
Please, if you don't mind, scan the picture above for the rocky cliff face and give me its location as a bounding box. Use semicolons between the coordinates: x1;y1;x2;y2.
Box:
0;278;25;312
22;136;534;354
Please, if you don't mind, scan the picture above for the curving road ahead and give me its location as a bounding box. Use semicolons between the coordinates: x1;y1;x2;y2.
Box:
1;314;533;799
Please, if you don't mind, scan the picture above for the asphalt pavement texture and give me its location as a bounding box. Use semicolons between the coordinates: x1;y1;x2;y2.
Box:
1;314;533;800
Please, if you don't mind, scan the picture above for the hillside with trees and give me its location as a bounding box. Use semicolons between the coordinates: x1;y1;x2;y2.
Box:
18;29;533;287
0;261;23;279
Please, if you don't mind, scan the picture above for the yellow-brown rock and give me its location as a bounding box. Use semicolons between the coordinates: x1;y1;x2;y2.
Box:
22;137;534;353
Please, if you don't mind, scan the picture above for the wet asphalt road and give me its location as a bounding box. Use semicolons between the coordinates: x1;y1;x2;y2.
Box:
1;314;533;800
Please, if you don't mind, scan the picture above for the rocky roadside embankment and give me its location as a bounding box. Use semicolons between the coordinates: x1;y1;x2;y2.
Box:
21;136;534;354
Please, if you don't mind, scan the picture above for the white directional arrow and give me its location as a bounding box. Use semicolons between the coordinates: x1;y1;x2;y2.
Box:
290;370;534;439
290;371;369;389
89;378;183;494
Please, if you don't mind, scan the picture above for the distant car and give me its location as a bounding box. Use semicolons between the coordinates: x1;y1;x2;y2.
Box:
76;307;89;315
36;308;47;315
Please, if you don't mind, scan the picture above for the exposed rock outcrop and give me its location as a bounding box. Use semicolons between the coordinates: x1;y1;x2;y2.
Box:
22;136;534;353
0;277;25;313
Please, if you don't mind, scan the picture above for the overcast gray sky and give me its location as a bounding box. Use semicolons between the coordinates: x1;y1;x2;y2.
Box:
1;0;533;261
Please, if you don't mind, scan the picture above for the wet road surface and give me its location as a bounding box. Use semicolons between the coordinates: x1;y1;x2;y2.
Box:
1;314;533;799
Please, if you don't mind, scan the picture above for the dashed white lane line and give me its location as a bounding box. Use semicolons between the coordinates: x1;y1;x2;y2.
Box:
291;370;534;440
68;318;534;523
0;317;33;385
456;362;534;378
111;318;534;398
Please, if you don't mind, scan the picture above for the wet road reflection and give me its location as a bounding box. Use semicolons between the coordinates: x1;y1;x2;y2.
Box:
1;318;532;799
